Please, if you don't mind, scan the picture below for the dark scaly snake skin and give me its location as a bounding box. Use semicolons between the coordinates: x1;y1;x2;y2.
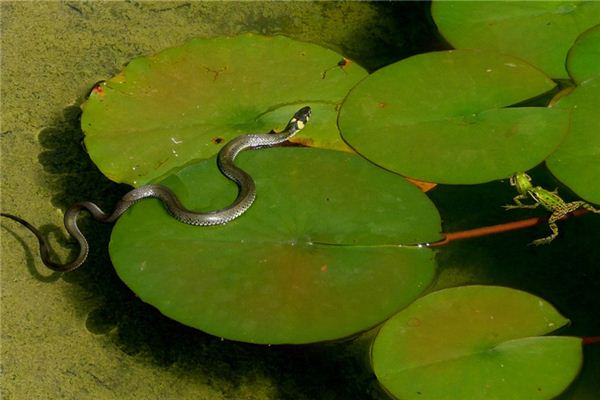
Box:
1;106;311;272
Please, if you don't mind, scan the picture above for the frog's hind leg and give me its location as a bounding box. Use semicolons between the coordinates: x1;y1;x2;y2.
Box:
531;212;562;246
530;201;596;245
578;202;600;214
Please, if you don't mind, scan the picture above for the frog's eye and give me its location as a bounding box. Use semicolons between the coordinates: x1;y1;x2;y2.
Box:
524;173;532;182
509;176;516;186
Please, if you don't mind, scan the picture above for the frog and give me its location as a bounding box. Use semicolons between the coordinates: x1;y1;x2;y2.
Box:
504;172;600;245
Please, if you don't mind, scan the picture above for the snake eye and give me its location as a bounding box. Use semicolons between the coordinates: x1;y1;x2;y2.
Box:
294;106;311;123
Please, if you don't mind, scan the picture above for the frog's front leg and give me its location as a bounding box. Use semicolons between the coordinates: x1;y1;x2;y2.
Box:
503;193;539;210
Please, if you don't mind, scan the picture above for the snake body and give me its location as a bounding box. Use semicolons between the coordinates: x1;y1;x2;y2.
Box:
1;106;311;272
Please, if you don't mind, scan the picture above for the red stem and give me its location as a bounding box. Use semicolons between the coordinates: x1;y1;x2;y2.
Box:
426;210;598;345
428;209;589;247
582;336;600;345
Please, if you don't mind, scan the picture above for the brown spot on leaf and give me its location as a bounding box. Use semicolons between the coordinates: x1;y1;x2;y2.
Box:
212;137;224;144
322;57;351;79
337;57;351;67
203;65;227;82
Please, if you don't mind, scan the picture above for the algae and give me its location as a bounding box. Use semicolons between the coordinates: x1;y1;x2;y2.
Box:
4;2;596;400
0;2;435;399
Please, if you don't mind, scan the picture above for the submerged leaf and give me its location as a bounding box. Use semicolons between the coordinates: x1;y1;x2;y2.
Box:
372;285;582;400
339;50;570;184
81;34;367;186
110;148;442;344
432;1;600;79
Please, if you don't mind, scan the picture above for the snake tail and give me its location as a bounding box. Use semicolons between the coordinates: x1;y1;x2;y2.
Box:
2;106;311;272
1;204;108;272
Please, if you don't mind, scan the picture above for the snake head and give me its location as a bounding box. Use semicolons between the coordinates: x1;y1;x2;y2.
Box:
288;106;311;131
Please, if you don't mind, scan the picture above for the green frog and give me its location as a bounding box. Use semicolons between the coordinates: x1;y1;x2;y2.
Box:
504;172;600;245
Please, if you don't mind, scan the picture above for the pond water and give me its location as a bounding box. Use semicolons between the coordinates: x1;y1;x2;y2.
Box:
1;2;598;399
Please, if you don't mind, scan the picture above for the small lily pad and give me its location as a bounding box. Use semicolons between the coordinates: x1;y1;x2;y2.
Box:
432;1;600;79
567;24;600;84
372;285;582;400
110;148;442;344
81;34;367;186
547;76;600;204
339;50;570;184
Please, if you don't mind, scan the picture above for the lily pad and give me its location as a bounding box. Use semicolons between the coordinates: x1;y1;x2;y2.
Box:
80;34;366;186
339;50;570;184
371;285;582;400
547;76;600;204
431;1;600;79
567;24;600;84
109;148;442;344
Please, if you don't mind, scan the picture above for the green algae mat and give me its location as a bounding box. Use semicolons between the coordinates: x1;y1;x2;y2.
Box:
2;3;443;398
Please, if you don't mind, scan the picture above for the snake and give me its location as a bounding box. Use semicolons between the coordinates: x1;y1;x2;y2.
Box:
1;106;311;272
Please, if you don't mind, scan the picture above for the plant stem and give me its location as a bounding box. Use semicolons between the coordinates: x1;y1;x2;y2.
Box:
582;336;600;345
428;209;589;247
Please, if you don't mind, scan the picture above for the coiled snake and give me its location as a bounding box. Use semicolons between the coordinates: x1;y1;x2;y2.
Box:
1;106;311;272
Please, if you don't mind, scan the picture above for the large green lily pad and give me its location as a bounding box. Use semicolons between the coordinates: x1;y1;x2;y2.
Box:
372;285;582;400
109;148;442;344
339;50;570;184
431;1;600;79
547;76;600;204
81;34;366;186
567;24;600;84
